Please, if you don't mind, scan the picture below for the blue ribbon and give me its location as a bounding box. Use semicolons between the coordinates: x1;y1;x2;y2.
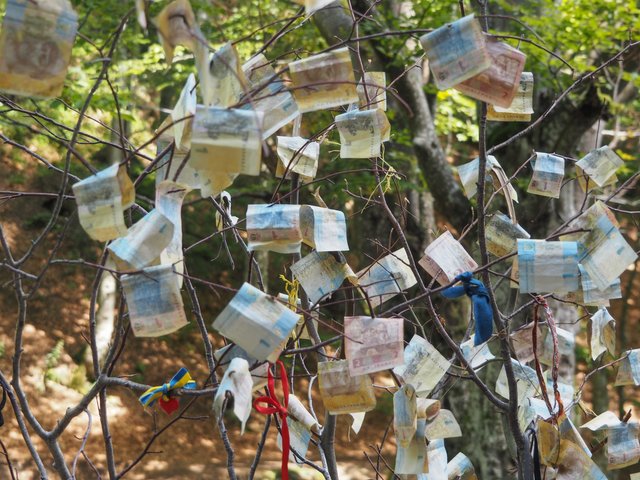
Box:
441;272;493;345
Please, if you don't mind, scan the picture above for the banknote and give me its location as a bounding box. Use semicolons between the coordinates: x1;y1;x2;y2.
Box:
357;71;387;111
288;47;359;112
213;343;268;391
417;439;447;480
425;409;461;440
419;230;478;285
455;37;526;108
317;359;376;414
578;212;637;291
170;73;197;150
527;153;565;198
580;410;621;432
195;41;247;107
556;438;607;479
275;136;319;183
446;452;477;480
291;251;356;305
108;209;174;271
0;0;77;98
460;335;495;370
190;106;263;176
395;418;428;475
242;53;300;140
538;326;575;367
152;0;199;64
335;108;390;158
393;334;451;397
121;264;188;337
300;205;349;251
579;265;621;307
607;422;640;469
357;249;418;308
457;155;518;204
277;416;312;464
155;137;202;190
517;239;580;293
485;212;530;257
496;359;539;403
212;282;299;362
590;307;615;360
420;14;490;90
156;180;190;285
615;349;640;386
213;357;253;433
394;384;417;448
246;204;302;254
576;145;623;189
487;72;534;122
72;163;134;242
344;316;404;375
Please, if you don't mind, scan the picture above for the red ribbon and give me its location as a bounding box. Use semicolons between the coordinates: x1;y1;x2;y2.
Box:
253;361;290;480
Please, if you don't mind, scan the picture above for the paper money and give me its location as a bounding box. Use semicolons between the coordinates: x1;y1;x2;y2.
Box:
156;180;189;285
446;452;477;480
395;418;428;475
518;397;555;431
300;205;349;251
578;265;622;307
510;323;539;363
580;411;621;432
420;15;490;90
288;394;320;432
576;145;623;189
607;422;640;469
0;0;77;98
357;72;387;111
246;204;302;254
213;357;253;434
590;307;615;360
418;439;448;480
357;249;418;308
615;349;640;387
487;72;534;122
393;334;451;397
425;409;462;440
288;47;359;112
171;73;197;150
242;54;300;140
277;416;312;464
291;251;356;305
419;231;478;285
152;0;199;64
417;398;441;420
496;359;539;403
538;326;575;367
213;344;268;392
195;41;247;108
335;108;390;158
108;209;174;271
556;438;607;479
457;155;518;205
517;239;580;293
455;37;526;108
121;265;188;337
527;153;565;198
317;359;376;414
485;212;530;257
344;316;404;375
190;106;263;176
394;384;417;448
460;335;495;370
275;136;319;183
577;213;637;291
72;163;135;242
212;282;299;362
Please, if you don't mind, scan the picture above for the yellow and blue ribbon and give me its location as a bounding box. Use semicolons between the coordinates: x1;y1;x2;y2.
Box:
442;271;493;345
138;368;196;408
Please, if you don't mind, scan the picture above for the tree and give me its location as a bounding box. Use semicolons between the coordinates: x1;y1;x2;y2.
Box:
0;0;638;479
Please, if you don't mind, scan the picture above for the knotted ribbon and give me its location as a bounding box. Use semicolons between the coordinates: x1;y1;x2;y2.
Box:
138;367;196;415
441;271;493;345
253;361;290;480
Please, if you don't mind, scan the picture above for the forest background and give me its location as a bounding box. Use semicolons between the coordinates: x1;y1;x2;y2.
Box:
0;0;639;478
